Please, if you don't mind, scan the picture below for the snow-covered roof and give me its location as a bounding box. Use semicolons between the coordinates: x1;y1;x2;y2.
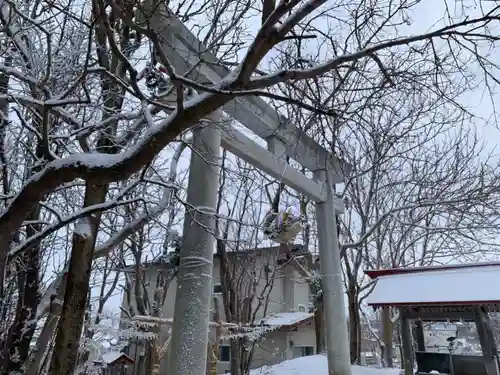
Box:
248;355;399;375
101;351;134;365
261;312;314;327
365;263;500;307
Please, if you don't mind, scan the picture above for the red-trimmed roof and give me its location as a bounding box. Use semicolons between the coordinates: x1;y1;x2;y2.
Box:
365;262;500;307
101;352;135;365
364;260;500;280
368;300;500;308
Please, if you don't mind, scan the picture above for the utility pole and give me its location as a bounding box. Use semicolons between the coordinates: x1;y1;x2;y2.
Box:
167;111;221;375
314;169;352;375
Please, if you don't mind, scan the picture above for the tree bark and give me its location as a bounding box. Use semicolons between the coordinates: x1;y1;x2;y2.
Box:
230;341;243;375
314;302;326;353
1;128;43;374
25;295;63;375
412;320;425;352
47;4;131;369
347;286;361;364
48;183;107;374
0;56;11;300
217;237;243;375
1;222;41;374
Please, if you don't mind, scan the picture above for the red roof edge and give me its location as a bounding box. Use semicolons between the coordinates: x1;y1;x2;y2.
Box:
367;300;500;308
110;354;135;365
364;261;500;280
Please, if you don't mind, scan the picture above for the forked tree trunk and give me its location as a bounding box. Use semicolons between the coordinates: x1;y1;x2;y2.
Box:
47;4;129;368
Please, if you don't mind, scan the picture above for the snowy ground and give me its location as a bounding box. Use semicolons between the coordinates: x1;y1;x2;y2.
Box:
249;355;401;375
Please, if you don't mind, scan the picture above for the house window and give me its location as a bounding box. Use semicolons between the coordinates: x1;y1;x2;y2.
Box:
219;345;231;362
297;304;307;312
293;346;314;358
213;283;222;294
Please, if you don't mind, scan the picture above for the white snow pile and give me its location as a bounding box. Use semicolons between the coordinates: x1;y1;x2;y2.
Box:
247;355;401;375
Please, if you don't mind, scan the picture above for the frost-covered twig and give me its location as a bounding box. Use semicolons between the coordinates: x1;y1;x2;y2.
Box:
93;139;189;260
249;13;500;88
8;185;141;260
342;198;475;251
131;315;239;329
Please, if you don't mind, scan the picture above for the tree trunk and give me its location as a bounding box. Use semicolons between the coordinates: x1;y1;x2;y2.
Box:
209;297;222;375
230;341;243;375
412;320;425;352
2;213;40;375
1;134;44;374
347;286;361;364
1;241;41;374
315;302;326;353
48;183;107;374
0;56;11;300
25;295;63;375
46;10;127;368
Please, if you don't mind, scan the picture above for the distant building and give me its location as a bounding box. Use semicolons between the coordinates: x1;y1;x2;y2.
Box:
120;246;318;374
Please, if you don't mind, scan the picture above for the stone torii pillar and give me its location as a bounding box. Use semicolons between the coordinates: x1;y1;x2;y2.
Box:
315;168;351;375
167;111;222;375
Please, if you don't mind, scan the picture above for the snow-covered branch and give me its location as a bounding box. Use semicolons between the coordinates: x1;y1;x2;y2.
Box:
8;186;142;260
0;92;231;253
93;139;190;260
249;12;500;88
342;198;477;251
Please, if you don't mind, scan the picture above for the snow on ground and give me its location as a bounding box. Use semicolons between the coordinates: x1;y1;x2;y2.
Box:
249;355;401;375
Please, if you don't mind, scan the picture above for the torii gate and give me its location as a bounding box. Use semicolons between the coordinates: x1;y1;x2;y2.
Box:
139;3;353;375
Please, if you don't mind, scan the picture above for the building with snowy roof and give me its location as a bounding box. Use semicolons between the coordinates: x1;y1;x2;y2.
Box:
365;262;500;375
120;245;320;374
